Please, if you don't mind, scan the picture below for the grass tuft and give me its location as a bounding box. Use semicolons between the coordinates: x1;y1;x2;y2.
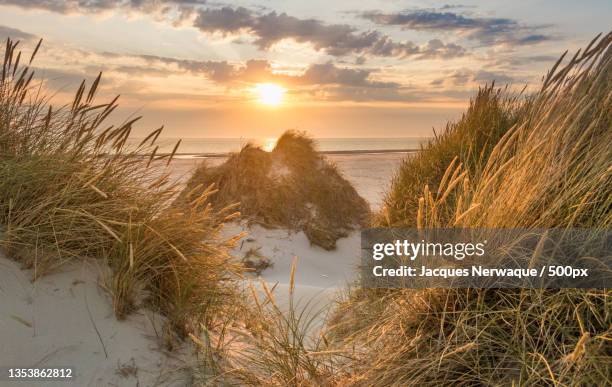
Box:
328;32;612;386
379;83;530;227
211;259;344;386
177;130;370;250
0;37;242;339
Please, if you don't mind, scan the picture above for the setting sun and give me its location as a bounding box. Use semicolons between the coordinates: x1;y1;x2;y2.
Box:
254;83;286;106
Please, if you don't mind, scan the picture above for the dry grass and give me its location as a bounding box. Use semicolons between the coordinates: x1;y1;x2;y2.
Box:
0;38;242;338
184;31;612;387
327;32;612;386
242;246;273;276
199;259;345;386
204;32;612;386
177;131;369;250
379;83;530;227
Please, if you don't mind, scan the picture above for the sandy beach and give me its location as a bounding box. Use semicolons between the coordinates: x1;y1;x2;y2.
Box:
166;152;407;313
1;7;609;385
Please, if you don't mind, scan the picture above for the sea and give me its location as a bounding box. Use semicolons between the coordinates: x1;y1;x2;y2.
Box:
127;137;430;157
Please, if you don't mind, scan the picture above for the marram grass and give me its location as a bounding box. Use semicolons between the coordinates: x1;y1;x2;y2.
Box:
213;32;612;386
328;32;612;386
0;38;242;339
177;130;370;250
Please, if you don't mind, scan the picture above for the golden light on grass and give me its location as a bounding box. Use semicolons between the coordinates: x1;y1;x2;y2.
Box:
0;38;242;337
253;83;286;106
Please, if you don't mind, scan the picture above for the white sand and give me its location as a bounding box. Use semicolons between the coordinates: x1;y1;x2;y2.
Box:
230;224;358;333
0;256;189;386
233;224;360;289
218;153;407;327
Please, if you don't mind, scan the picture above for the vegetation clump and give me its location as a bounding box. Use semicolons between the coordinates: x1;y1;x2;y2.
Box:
212;32;612;386
0;38;241;338
177;131;370;250
242;246;273;276
328;32;612;386
379;83;530;227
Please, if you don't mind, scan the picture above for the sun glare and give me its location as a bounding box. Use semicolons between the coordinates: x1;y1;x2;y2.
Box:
263;137;277;151
254;83;286;106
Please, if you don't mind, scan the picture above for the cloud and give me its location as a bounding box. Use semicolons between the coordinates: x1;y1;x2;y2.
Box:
32;66;97;91
0;0;205;23
0;0;207;13
298;63;398;88
514;34;549;45
0;1;466;59
0;24;498;106
311;85;413;102
419;39;465;59
363;10;553;47
439;4;476;11
473;69;515;84
495;54;557;67
136;54;237;82
97;53;420;102
431;68;517;87
134;53;400;89
193;7;465;58
103;64;173;77
0;24;37;41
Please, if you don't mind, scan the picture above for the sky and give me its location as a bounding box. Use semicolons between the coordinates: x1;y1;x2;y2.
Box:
0;0;610;138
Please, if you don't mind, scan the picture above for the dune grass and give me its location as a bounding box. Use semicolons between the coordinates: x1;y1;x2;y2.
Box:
194;258;347;386
378;83;530;227
177;131;370;250
5;31;610;386
229;262;335;385
0;38;242;338
210;32;612;386
326;32;612;386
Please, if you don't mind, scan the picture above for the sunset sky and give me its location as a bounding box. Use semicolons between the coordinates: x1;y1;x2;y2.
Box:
0;0;609;138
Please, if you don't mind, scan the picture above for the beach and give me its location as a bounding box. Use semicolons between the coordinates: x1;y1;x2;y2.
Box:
1;7;609;384
167;152;407;308
1;22;609;384
0;255;193;386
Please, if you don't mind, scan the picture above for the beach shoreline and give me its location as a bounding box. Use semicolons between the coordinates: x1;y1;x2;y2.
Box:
163;149;418;158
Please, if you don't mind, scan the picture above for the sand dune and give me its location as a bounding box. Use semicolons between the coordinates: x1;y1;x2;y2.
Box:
217;153;406;306
216;153;408;328
0;256;190;386
0;153;404;385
